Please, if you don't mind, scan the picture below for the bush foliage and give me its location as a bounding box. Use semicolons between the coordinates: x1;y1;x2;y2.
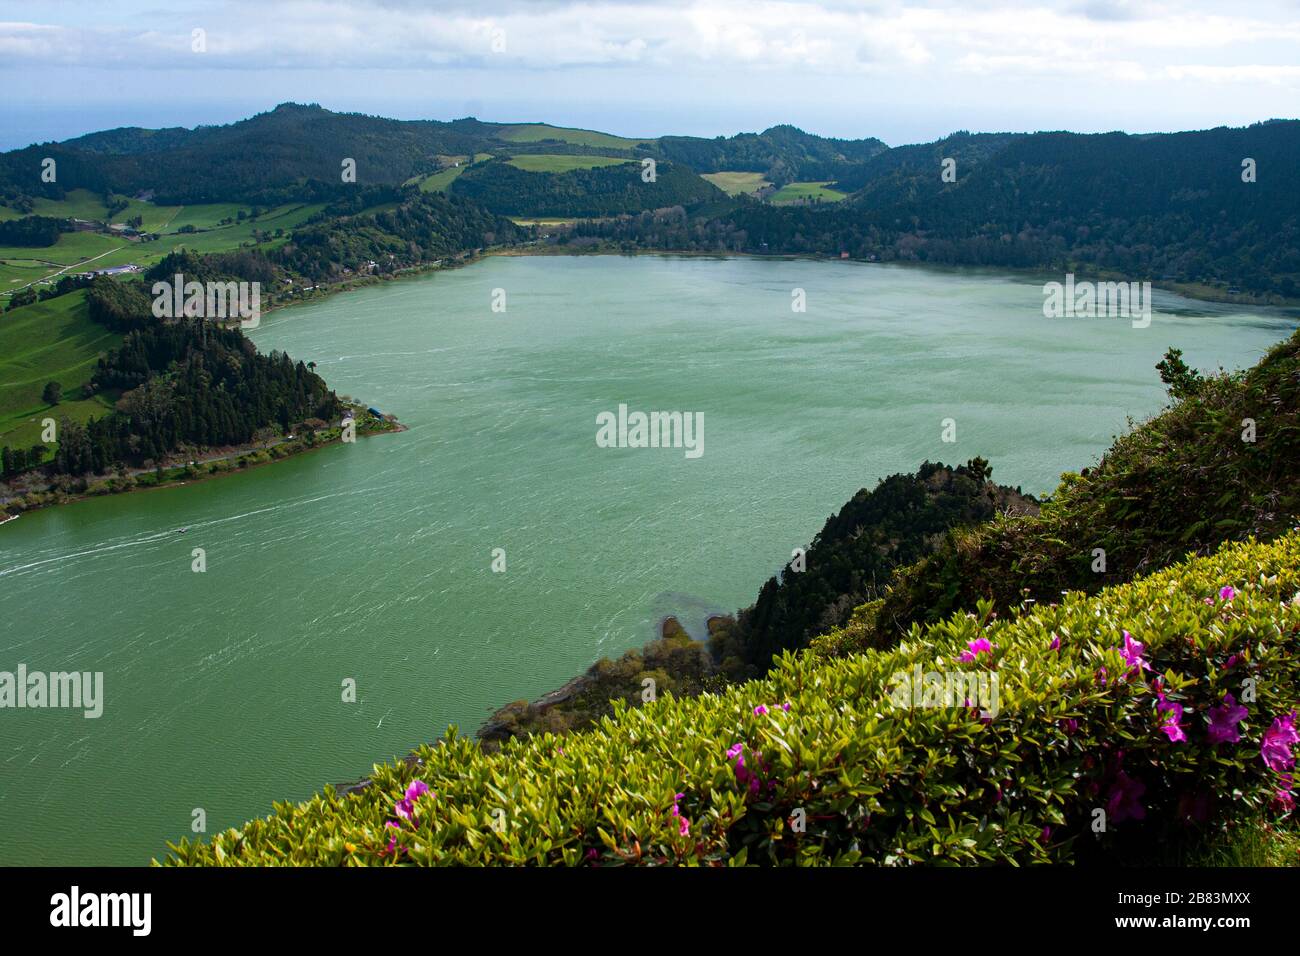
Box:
163;532;1300;866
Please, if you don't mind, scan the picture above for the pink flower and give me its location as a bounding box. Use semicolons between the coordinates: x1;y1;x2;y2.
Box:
1157;696;1187;743
670;792;691;836
959;637;994;663
383;820;402;856
1120;631;1151;676
1206;693;1248;745
1261;711;1299;773
753;704;769;716
1049;634;1061;652
395;779;430;822
782;702;791;712
1219;585;1237;602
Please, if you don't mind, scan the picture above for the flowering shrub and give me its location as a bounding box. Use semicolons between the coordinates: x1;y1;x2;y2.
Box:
163;533;1300;866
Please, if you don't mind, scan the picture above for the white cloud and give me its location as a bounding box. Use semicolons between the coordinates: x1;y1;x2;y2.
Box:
1;0;1297;144
0;1;1293;77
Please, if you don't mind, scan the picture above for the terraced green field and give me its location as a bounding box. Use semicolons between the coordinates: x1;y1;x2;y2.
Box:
417;157;492;193
418;167;466;192
702;171;772;196
0;291;118;449
770;181;848;204
497;124;650;151
506;154;635;173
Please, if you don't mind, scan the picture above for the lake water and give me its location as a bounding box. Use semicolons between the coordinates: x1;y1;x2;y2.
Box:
0;255;1294;865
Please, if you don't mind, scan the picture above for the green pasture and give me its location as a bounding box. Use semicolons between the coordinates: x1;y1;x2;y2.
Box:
0;291;120;448
770;181;848;204
701;171;772;196
497;124;649;151
506;154;634;174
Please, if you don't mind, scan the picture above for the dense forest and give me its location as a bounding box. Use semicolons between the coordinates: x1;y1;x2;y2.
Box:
0;214;68;247
1;279;340;483
137;189;519;288
276;189;522;280
709;459;1037;677
0;104;488;205
562;121;1300;297
448;158;721;217
653;124;888;184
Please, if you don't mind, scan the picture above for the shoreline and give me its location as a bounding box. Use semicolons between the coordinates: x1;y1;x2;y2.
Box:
197;237;1300;321
486;243;1300;310
0;411;405;519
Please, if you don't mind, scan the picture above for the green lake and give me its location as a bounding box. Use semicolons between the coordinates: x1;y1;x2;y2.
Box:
0;255;1294;864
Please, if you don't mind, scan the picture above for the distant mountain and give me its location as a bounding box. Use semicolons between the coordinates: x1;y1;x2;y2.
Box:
829;131;1021;201
0;104;887;207
448;156;722;217
567;120;1300;298
0;104;497;204
4;106;1297;295
654;124;888;184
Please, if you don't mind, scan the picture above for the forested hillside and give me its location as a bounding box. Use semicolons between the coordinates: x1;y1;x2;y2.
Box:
0;280;341;501
449;157;721;217
5;106;1296;297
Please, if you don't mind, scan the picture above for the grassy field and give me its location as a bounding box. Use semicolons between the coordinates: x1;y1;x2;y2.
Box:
156;203;255;232
702;171;772;196
497;124;650;151
0;290;119;449
506;154;634;173
418;166;466;192
114;198;183;231
0;188;114;223
508;218;593;227
417;154;494;193
0;232;130;292
0;201;324;298
770;181;848;204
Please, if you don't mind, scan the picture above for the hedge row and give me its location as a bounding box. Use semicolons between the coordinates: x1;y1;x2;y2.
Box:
162;533;1300;865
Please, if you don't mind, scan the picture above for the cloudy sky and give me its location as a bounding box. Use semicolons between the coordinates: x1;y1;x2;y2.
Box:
2;0;1298;149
